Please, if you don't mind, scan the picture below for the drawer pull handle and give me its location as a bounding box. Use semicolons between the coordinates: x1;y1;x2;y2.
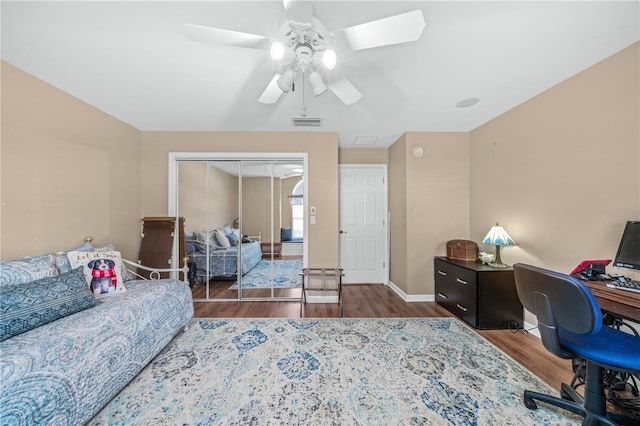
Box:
437;292;447;299
456;278;467;285
437;270;447;276
456;304;468;312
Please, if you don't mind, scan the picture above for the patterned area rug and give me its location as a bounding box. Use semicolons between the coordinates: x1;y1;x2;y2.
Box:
229;259;303;289
89;318;578;425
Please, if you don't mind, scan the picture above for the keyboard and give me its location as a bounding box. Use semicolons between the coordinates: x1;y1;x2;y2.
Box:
606;280;640;294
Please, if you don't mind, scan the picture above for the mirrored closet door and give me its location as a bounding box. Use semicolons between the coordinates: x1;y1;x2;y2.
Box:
174;155;305;302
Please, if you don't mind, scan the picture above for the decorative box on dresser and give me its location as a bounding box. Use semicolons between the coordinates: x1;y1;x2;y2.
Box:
434;256;523;329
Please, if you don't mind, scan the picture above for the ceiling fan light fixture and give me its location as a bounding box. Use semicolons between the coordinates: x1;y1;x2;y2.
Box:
309;71;328;96
312;49;337;70
270;41;284;60
323;49;337;70
277;69;294;92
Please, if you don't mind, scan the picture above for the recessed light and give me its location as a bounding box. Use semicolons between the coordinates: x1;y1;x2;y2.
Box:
456;97;480;108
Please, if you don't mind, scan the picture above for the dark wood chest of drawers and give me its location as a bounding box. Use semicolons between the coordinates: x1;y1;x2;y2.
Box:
434;256;523;329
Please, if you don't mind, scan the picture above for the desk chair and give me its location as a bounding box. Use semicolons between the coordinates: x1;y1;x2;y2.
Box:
513;263;640;425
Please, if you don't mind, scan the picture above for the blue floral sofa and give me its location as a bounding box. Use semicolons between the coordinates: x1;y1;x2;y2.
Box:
0;247;194;425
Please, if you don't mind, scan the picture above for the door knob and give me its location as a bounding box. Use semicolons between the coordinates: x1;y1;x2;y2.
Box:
339;230;347;234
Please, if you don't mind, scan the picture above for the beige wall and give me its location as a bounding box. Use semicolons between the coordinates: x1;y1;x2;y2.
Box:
406;133;470;295
1;62;141;260
389;133;471;296
388;135;408;292
3;40;637;297
242;176;281;241
339;148;388;164
178;162;239;233
470;42;640;287
179;163;301;243
140;131;339;268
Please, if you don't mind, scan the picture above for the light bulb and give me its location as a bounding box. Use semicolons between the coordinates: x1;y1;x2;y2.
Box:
323;49;336;70
270;41;284;60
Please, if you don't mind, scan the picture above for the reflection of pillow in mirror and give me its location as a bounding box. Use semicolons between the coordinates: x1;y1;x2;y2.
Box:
215;229;231;248
227;232;239;246
185;240;199;254
281;228;292;242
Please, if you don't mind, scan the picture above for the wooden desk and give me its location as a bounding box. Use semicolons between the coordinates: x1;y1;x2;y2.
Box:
583;280;640;323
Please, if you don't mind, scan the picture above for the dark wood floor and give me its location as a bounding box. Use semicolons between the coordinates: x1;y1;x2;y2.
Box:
193;283;575;392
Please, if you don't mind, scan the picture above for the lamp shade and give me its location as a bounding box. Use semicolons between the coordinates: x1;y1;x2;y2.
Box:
309;71;328;96
482;223;515;246
277;69;295;92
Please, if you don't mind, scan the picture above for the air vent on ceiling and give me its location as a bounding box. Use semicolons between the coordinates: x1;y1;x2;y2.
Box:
291;116;323;127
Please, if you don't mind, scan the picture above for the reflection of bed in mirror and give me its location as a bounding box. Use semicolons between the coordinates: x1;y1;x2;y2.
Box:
186;231;262;285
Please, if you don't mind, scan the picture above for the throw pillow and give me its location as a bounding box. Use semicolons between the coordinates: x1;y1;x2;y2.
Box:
55;241;94;274
281;228;292;242
194;230;217;250
0;253;58;287
215;229;231;248
0;267;98;341
227;232;239;246
59;243;134;282
67;250;126;297
91;244;134;282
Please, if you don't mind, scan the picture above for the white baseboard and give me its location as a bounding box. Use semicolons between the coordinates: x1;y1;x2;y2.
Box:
387;280;435;302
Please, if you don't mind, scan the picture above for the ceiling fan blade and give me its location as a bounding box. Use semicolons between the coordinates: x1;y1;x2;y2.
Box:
328;77;362;105
282;0;313;23
182;23;271;50
335;10;425;51
258;74;284;104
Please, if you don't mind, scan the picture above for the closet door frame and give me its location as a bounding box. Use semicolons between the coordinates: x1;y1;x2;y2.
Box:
168;152;308;289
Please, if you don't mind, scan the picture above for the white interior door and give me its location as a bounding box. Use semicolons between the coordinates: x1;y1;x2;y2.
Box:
339;165;387;284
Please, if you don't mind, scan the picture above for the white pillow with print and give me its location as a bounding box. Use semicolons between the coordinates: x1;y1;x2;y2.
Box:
68;250;126;297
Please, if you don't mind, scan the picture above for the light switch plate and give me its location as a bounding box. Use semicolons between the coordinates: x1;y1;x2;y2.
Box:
310;215;316;225
310;206;316;215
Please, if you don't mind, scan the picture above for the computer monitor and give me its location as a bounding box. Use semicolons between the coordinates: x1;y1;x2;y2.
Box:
613;221;640;271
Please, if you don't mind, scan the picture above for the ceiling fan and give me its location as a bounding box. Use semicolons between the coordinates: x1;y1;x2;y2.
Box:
182;2;425;106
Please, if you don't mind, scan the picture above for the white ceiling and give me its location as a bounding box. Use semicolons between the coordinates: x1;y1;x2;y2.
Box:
2;1;638;148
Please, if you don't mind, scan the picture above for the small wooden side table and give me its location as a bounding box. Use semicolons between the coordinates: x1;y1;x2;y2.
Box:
261;242;282;259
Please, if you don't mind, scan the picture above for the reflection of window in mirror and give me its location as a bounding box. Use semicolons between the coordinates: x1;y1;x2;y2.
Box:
291;180;304;240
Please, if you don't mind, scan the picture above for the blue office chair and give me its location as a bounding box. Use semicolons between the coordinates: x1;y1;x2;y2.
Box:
513;263;640;425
